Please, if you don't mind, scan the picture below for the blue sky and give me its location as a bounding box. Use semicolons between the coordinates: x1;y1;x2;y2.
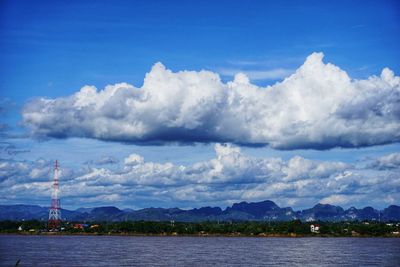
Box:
2;0;399;101
1;0;399;209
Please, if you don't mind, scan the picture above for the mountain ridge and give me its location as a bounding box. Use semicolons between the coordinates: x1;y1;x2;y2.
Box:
1;201;399;222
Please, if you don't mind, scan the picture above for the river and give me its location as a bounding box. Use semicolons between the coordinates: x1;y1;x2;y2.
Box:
1;235;399;266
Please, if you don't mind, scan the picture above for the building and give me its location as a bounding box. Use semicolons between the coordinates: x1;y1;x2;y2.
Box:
73;223;88;229
310;224;320;233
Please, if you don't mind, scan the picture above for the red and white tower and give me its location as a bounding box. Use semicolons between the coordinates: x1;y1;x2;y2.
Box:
48;160;61;229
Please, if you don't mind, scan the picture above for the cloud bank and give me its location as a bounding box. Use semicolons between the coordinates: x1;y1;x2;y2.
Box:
22;52;400;149
1;144;399;209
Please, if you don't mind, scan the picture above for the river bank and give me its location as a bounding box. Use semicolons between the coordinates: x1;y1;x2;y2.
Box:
2;231;399;238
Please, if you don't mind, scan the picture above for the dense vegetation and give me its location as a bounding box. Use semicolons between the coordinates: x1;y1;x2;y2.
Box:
1;220;399;237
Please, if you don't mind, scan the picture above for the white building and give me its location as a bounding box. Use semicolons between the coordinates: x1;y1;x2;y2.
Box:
310;224;320;233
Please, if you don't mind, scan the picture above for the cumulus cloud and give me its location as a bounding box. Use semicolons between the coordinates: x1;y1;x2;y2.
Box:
124;154;144;165
1;144;399;209
22;52;400;149
368;153;400;170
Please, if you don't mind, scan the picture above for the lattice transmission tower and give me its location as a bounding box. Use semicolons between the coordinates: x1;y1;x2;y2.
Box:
48;160;62;230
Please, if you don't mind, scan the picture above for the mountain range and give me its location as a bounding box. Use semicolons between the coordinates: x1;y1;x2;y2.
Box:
1;200;399;222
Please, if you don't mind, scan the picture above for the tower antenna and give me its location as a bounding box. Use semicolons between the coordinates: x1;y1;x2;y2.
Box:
48;160;62;230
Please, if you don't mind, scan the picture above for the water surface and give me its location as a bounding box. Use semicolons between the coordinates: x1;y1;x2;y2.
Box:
1;235;399;266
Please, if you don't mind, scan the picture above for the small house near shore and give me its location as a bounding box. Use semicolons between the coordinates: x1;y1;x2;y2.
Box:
310;224;320;233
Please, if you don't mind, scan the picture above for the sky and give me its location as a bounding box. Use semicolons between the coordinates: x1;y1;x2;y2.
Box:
0;0;399;210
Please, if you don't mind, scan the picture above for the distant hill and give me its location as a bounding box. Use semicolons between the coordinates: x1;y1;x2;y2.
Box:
0;201;399;222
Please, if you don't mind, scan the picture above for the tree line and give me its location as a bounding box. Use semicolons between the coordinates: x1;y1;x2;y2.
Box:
0;220;399;237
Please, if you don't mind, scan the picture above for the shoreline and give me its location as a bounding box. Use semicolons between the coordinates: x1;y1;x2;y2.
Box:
1;232;399;238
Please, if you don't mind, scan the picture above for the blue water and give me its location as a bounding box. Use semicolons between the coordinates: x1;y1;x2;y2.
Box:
1;235;399;266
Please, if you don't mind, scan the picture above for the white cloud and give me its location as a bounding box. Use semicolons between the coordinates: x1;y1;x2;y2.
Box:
368;153;400;170
22;52;400;149
124;153;144;165
1;144;399;209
